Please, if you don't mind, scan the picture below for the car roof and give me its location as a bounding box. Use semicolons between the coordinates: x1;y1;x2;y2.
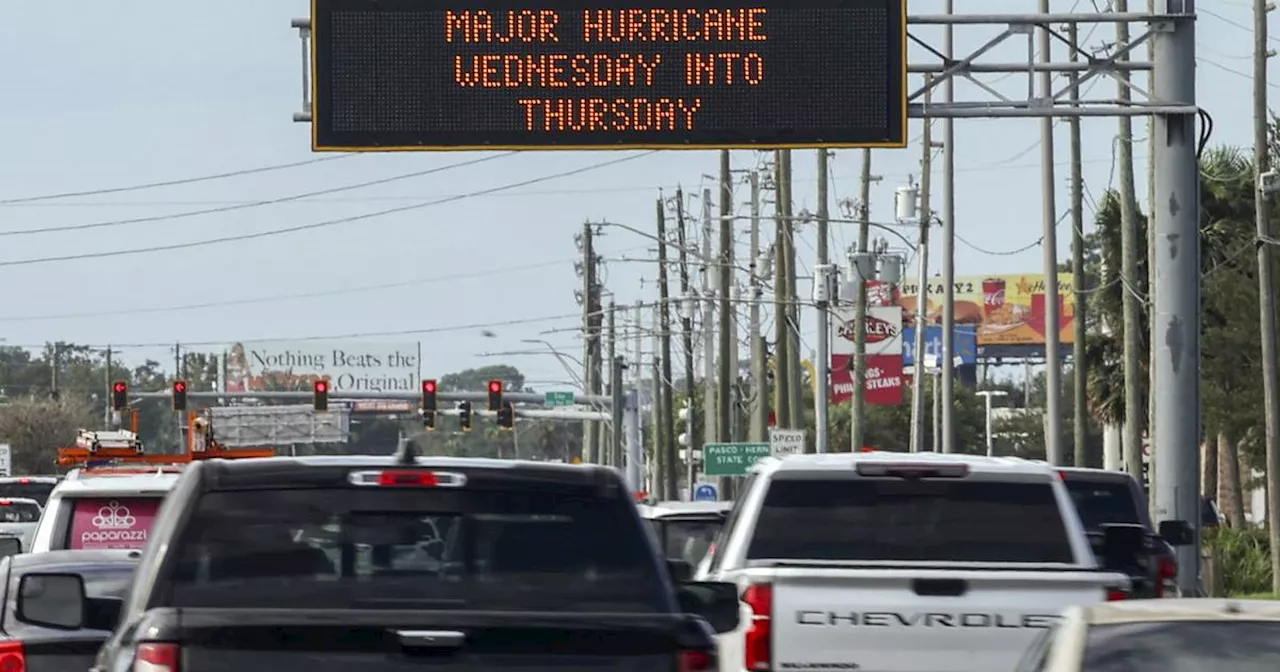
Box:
51;472;179;496
1055;466;1139;483
10;549;144;570
1077;598;1280;625
639;501;732;518
753;451;1057;477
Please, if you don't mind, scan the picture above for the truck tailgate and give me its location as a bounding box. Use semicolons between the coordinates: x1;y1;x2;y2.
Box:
172;608;696;672
770;567;1122;672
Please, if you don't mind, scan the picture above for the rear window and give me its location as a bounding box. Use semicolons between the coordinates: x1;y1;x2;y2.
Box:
747;478;1073;563
0;501;39;523
67;497;162;550
1064;479;1141;531
0;483;55;507
1082;621;1280;670
655;519;722;567
167;486;666;611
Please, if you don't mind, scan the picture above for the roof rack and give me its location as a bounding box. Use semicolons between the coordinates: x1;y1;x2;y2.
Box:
57;411;275;469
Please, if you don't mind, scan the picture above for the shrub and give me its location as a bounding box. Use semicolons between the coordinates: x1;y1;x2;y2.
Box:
1205;526;1272;596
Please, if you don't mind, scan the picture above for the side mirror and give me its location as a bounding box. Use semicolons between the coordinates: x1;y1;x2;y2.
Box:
16;573;87;630
0;537;21;559
667;558;692;583
676;581;741;634
1099;523;1147;572
1159;520;1195;546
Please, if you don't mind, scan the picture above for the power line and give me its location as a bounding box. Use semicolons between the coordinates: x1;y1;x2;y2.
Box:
0;153;516;237
0;151;658;268
0;154;357;205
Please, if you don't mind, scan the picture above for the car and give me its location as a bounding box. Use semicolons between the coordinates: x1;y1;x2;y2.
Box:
638;500;732;570
0;477;61;508
1057;467;1182;598
1015;598;1280;670
697;452;1152;672
0;549;140;672
27;469;180;553
63;450;739;672
0;497;43;552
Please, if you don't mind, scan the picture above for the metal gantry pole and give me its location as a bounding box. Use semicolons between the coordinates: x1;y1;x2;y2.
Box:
1150;0;1201;594
851;150;873;454
1038;0;1064;467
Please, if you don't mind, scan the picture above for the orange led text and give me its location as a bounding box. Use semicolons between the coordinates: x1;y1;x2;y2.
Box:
455;53;663;88
517;97;703;132
582;8;767;42
445;9;561;43
685;52;764;85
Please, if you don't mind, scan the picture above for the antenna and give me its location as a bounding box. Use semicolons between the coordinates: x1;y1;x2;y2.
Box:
393;437;419;465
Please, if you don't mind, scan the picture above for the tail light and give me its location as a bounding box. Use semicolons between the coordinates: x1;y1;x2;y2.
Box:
0;640;26;672
743;583;772;672
678;650;715;672
134;643;179;672
855;463;969;478
347;470;466;487
1156;555;1178;597
1106;589;1128;601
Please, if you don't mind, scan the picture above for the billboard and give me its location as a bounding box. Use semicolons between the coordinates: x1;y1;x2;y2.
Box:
310;0;907;150
224;341;419;393
829;306;904;406
895;274;1077;347
902;326;979;367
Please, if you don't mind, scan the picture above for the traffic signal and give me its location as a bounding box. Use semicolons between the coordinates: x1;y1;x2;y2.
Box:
313;379;329;412
110;380;129;411
496;401;514;430
171;380;188;412
486;380;503;411
421;379;438;413
423;409;436;431
457;400;472;432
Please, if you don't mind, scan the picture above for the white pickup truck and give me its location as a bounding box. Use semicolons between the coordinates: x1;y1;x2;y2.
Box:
696;452;1134;672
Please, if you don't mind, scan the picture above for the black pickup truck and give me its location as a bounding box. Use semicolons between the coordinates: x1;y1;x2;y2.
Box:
14;452;739;672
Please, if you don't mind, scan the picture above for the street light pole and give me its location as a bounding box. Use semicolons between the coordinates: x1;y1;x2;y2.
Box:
976;390;1009;457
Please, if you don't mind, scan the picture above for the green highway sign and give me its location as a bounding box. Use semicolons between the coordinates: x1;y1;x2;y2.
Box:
544;391;575;407
703;443;772;477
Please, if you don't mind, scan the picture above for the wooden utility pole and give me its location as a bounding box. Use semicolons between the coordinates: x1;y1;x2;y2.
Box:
674;190;696;500
773;151;792;427
717;151;734;445
1115;0;1144;481
656;199;677;498
748;172;768;442
781;150;803;430
1068;22;1090;467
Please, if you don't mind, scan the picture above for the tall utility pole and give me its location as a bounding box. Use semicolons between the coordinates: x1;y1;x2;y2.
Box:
606;301;617;466
939;0;958;453
1038;0;1064;466
851;149;873;453
701;188;718;455
674;189;696;500
580;222;600;463
748;172;768;442
815;149;831;452
1068;21;1090;468
1146;0;1159;519
772;151;792;428
1115;0;1144;480
651;351;665;497
1253;0;1280;592
717;151;734;446
656;199;677;500
781;150;803;430
910;82;934;454
1150;0;1200;594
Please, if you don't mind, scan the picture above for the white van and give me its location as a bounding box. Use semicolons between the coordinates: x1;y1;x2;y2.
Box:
29;468;181;553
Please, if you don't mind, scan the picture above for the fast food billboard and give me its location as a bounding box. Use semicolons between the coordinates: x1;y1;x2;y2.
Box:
895;274;1076;347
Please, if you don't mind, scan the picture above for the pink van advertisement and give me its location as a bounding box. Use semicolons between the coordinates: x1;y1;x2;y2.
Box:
69;498;161;550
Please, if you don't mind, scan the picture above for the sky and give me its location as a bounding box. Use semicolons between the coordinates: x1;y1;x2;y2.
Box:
0;0;1270;392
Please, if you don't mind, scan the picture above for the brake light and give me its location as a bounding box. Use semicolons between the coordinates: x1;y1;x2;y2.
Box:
1156;555;1178;597
0;640;25;672
0;501;11;507
347;470;467;487
743;583;772;672
1107;589;1128;601
16;480;28;485
678;650;715;672
855;462;970;478
134;643;179;672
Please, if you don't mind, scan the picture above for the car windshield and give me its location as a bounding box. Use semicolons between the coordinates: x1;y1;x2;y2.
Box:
167;485;666;612
0;483;55;507
1063;479;1142;531
747;477;1073;563
1082;620;1280;671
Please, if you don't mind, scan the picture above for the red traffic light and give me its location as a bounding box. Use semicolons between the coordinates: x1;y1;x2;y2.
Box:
173;381;187;393
314;381;328;393
423;380;437;394
488;380;502;393
113;382;127;393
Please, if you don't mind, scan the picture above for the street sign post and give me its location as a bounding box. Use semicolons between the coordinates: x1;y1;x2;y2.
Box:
545;391;576;407
0;444;10;477
769;428;805;457
703;442;771;477
693;482;719;502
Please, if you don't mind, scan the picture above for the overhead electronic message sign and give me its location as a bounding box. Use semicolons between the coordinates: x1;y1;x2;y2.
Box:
310;0;906;151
